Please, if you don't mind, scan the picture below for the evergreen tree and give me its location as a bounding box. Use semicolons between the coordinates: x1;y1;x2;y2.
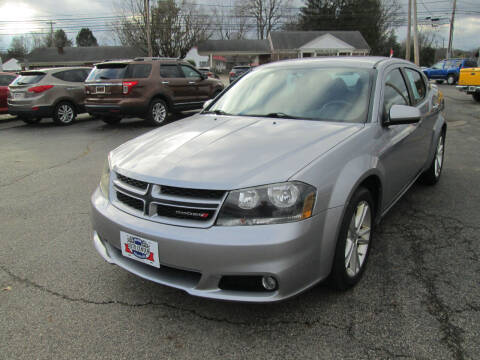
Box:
76;28;99;47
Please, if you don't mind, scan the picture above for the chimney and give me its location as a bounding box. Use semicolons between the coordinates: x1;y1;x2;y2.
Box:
57;47;64;54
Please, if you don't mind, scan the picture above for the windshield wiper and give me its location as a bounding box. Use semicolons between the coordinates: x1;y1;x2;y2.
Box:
203;109;231;116
244;112;303;119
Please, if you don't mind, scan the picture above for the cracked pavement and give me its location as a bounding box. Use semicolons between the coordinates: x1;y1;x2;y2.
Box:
1;85;479;360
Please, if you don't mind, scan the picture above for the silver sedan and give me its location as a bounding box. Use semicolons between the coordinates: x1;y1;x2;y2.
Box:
91;57;446;302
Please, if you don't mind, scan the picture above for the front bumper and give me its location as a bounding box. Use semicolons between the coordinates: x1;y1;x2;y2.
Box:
91;187;343;302
456;85;480;94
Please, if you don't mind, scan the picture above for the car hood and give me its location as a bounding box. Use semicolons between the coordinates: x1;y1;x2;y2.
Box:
110;114;363;189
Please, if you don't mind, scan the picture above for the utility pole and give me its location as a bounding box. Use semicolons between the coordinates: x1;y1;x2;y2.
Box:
144;0;153;57
413;0;420;65
406;0;411;61
447;0;457;59
48;21;55;47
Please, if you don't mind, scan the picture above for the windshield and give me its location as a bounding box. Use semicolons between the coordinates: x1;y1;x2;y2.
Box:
208;66;372;123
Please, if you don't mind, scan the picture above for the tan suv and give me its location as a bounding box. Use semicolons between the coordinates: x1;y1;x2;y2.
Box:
85;58;225;126
8;67;91;125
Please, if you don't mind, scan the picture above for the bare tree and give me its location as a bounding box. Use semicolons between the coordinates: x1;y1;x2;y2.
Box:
241;0;292;40
115;0;212;58
213;4;249;40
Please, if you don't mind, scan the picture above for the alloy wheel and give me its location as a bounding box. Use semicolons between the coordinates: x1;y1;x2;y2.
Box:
345;201;371;277
58;104;74;123
152;102;166;124
434;135;444;178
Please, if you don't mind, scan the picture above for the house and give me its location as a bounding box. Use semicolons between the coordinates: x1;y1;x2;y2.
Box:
198;31;370;66
22;46;146;70
2;58;21;72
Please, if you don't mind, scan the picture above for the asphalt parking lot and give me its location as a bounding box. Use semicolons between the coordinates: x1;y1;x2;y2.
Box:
0;84;479;360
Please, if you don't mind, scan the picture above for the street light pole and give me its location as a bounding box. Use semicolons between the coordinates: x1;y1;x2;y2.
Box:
406;0;411;61
413;0;420;65
145;0;153;57
447;0;457;59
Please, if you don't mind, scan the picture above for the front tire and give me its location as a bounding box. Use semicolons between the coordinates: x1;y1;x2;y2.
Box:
472;92;480;103
419;132;445;185
329;187;374;290
145;99;168;126
447;74;456;85
53;102;76;125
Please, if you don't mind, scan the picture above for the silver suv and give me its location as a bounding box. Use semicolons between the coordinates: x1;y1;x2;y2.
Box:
8;67;91;125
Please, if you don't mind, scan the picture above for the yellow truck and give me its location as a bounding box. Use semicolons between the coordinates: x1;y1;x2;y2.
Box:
457;57;480;102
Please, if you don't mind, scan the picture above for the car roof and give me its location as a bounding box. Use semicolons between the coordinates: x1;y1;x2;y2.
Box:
20;67;91;74
258;56;418;71
0;71;17;76
94;58;185;67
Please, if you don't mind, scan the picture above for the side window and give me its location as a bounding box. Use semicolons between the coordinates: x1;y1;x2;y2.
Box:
180;65;201;79
0;75;15;86
160;64;183;78
383;69;410;119
52;71;67;81
125;64;152;79
431;62;443;70
404;68;426;104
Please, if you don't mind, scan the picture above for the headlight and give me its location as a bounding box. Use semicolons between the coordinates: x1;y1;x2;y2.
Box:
99;157;111;200
216;182;316;226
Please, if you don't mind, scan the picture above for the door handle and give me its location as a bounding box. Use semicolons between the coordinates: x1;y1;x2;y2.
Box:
161;81;169;84
188;81;196;84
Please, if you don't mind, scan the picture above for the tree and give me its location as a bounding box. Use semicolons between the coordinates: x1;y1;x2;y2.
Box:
116;0;212;58
76;28;98;47
240;0;292;39
212;4;249;40
53;29;73;48
298;0;400;55
7;36;28;59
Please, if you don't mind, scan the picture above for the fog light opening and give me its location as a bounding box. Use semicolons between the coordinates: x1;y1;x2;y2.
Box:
262;276;278;291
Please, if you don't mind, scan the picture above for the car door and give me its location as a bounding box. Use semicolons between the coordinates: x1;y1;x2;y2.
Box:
159;64;189;105
54;69;87;106
379;67;424;207
429;61;445;79
180;65;210;103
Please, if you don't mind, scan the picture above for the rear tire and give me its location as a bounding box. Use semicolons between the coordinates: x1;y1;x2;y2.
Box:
101;116;122;125
53;101;76;125
145;98;168;126
472;92;480;103
329;187;374;290
447;74;456;85
419;132;445;185
21;117;42;125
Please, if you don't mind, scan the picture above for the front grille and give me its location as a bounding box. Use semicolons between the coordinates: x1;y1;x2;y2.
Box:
112;172;226;227
155;204;216;222
117;173;148;190
116;191;144;212
160;185;225;199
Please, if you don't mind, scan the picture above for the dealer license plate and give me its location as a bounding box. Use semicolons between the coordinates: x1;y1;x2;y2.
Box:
95;86;105;94
120;231;160;268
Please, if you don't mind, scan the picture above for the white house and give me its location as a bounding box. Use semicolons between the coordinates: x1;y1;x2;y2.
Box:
2;58;21;71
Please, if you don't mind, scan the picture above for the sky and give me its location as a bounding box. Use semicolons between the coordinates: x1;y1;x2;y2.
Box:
0;0;479;53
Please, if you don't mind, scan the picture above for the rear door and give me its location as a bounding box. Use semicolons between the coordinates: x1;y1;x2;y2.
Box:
52;69;89;107
8;72;46;102
85;64;126;99
179;64;210;103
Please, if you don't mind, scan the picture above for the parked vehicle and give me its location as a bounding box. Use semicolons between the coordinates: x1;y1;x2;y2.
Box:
85;58;224;126
456;54;480;102
0;72;17;114
91;57;446;302
229;65;250;83
8;67;91;125
198;67;220;79
422;58;477;85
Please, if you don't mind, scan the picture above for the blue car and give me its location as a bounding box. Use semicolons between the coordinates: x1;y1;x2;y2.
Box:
423;58;477;85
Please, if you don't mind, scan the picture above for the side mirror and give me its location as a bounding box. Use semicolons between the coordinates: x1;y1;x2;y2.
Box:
386;105;421;126
203;99;213;109
200;73;207;80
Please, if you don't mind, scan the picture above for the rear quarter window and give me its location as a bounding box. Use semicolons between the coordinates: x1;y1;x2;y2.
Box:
124;64;152;79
